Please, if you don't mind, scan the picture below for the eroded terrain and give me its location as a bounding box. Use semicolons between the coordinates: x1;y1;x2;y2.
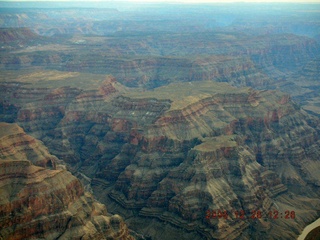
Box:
0;2;320;240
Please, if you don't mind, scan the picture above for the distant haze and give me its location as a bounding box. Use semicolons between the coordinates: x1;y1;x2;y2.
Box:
1;0;320;3
123;0;320;2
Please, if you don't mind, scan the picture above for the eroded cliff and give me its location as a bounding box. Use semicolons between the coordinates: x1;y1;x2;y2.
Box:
110;82;320;239
1;76;319;239
0;5;320;239
0;122;134;240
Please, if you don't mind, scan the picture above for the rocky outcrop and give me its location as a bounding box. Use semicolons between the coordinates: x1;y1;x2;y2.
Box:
0;122;134;240
0;28;41;44
1;77;319;239
108;82;320;239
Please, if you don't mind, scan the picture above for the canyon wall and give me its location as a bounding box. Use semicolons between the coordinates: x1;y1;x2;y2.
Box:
0;122;135;240
1;78;319;239
0;30;318;89
1;4;320;239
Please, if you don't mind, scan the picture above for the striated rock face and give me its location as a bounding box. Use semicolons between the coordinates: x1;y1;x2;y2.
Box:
1;5;320;239
0;122;58;169
0;31;318;90
0;28;42;44
0;122;134;240
110;82;320;239
284;58;320;117
1;78;320;239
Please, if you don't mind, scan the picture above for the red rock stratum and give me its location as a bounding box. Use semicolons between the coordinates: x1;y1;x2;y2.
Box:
0;122;134;240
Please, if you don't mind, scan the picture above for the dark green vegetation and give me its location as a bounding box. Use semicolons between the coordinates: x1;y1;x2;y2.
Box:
0;2;320;240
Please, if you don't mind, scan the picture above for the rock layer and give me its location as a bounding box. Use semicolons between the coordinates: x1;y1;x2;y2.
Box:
111;82;320;239
1;78;320;239
1;4;320;239
0;122;134;240
1;31;318;90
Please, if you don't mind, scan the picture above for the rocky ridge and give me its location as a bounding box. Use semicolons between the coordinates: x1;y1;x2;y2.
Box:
110;82;320;239
1;32;318;90
0;122;135;240
1;77;320;239
0;28;42;44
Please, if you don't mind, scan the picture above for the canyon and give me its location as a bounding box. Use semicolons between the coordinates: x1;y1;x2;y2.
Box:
0;122;134;240
0;2;320;240
1;74;320;239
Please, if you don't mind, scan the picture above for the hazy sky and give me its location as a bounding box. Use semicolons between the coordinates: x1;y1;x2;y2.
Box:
2;0;320;2
123;0;320;3
121;0;320;2
117;0;320;2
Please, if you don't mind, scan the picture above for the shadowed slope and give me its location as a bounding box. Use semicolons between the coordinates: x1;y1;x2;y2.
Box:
0;122;134;240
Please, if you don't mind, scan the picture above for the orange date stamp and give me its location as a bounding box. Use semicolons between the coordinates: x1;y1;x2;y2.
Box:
205;209;295;220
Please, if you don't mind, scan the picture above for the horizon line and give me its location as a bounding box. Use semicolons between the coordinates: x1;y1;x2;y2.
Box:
1;0;320;3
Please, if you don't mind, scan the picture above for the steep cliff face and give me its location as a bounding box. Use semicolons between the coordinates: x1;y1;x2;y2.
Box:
1;78;319;239
0;122;134;240
109;82;320;239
